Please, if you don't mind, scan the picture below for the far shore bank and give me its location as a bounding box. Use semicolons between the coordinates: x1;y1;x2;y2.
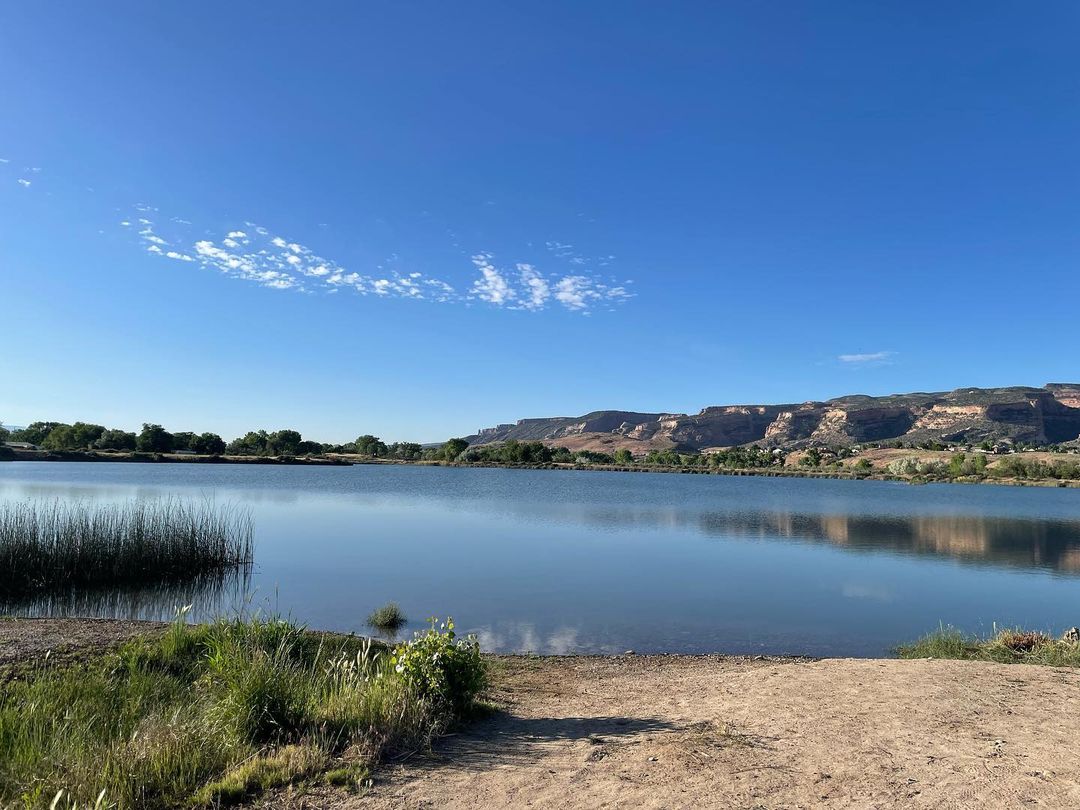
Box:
0;448;350;466
3;447;1079;488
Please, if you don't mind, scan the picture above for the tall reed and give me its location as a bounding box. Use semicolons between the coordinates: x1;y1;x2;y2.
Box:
0;499;253;598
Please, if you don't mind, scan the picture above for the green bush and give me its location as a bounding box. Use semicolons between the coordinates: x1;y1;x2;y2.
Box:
0;614;486;808
392;618;487;715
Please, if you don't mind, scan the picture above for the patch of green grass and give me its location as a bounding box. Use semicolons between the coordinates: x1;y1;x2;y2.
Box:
191;744;328;806
0;614;486;808
896;625;1080;666
320;763;370;790
0;498;253;598
367;601;407;633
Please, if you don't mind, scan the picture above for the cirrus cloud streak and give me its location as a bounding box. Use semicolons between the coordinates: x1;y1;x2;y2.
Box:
124;214;633;314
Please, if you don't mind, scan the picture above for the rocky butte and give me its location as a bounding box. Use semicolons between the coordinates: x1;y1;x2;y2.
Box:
464;384;1080;454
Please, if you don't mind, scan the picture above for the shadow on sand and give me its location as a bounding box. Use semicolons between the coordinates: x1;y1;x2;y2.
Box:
396;712;680;771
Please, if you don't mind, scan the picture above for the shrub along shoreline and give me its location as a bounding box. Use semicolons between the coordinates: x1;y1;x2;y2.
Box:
0;615;486;809
897;625;1080;667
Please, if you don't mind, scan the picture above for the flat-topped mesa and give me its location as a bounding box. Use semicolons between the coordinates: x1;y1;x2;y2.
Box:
462;384;1080;453
1046;383;1080;410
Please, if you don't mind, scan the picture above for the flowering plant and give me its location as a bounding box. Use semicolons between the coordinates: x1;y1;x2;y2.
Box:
391;617;486;713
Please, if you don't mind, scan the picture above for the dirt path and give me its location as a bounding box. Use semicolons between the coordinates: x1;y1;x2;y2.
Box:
351;655;1080;809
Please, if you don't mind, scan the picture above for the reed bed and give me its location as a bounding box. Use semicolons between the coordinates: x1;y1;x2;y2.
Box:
0;499;253;598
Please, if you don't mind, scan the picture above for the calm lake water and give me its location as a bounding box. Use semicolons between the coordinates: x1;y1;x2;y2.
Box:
2;462;1080;657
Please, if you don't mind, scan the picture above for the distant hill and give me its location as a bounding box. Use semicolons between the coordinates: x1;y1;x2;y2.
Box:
464;384;1080;453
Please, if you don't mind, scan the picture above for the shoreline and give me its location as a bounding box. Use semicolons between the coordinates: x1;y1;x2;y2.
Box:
4;447;1078;488
0;448;350;466
4;616;1079;808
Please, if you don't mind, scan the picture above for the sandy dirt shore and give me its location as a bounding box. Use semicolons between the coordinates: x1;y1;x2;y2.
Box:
351;655;1080;809
4;619;1080;808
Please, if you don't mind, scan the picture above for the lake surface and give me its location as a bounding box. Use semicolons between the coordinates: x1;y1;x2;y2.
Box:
2;462;1080;657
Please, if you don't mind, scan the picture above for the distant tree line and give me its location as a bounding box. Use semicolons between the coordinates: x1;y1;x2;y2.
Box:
2;421;467;461
3;421;345;457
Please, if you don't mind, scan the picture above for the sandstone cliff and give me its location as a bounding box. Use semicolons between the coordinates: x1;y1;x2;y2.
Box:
464;384;1080;452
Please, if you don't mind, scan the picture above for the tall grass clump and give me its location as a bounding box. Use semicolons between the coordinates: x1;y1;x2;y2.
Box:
897;624;1080;667
0;499;253;598
367;601;407;633
0;613;487;808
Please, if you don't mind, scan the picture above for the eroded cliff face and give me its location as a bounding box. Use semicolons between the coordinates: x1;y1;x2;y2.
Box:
667;406;789;448
464;384;1080;451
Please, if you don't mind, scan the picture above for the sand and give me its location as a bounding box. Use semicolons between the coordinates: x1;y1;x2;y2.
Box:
351;654;1080;809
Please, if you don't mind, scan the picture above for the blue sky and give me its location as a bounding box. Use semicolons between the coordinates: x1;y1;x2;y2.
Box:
1;2;1078;443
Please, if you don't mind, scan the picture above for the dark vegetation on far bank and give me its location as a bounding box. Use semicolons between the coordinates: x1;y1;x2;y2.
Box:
0;615;486;809
4;420;1079;485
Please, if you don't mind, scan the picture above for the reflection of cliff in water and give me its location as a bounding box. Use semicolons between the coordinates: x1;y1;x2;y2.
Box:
697;512;1080;573
513;502;1080;573
1;563;252;622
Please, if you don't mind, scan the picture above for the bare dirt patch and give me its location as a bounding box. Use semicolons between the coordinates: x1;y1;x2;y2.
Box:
0;615;165;672
340;655;1080;809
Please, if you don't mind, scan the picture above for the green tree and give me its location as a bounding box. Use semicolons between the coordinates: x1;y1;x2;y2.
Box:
228;431;270;455
267;430;303;456
190;432;226;455
354;434;389;457
575;450;616;464
41;425;78;450
0;423;9;444
94;429;137;451
613;448;634;464
12;422;65;446
389;441;423;460
440;438;469;461
172;432;197;452
39;422;108;450
136;423;175;453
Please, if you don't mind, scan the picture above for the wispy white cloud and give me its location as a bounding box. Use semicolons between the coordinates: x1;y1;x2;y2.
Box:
553;275;629;311
123;211;633;313
469;253;514;305
838;351;894;365
1;156;634;315
517;263;550;310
